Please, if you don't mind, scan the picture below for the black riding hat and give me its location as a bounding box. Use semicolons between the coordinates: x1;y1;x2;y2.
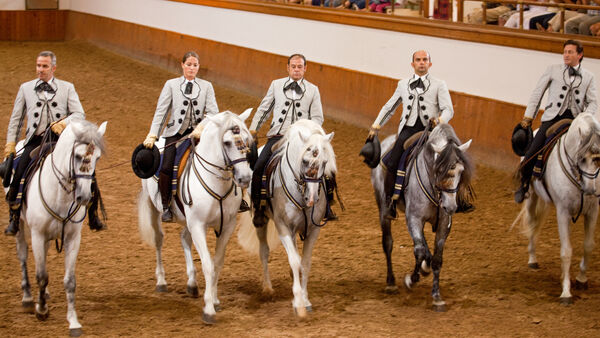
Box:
131;143;160;179
359;135;381;169
511;123;533;156
0;153;14;188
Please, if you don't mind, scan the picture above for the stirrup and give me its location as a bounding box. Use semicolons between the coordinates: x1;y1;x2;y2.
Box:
162;208;173;223
384;200;397;220
238;199;251;213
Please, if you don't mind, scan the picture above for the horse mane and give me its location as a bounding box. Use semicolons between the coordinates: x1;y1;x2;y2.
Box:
69;118;106;154
573;113;600;161
203;111;251;140
429;124;474;200
272;120;337;175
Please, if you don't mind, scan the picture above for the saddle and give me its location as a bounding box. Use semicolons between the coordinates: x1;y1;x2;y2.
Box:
13;142;57;206
382;131;428;201
260;153;283;207
532;119;572;179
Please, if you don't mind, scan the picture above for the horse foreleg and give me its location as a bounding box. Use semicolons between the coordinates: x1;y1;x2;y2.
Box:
211;217;237;312
15;226;33;312
556;207;573;305
379;215;397;293
404;217;426;290
279;232;306;318
63;226;83;336
180;227;198;297
430;214;452;312
524;193;548;269
256;223;273;296
575;199;598;290
300;228;320;312
188;222;217;324
32;232;50;321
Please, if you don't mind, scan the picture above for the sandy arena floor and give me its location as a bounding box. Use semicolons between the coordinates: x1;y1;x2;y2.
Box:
0;41;599;337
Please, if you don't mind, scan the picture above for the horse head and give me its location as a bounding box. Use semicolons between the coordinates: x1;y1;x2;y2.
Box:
568;113;600;195
58;119;107;205
428;124;473;214
203;109;254;188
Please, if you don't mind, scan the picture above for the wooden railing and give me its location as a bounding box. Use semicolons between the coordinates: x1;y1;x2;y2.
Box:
456;0;600;32
275;0;426;17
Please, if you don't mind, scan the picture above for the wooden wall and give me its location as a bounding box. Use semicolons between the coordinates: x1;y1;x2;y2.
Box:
0;10;66;41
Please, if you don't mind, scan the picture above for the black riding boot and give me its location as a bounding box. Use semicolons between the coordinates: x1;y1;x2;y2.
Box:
514;181;529;204
252;200;268;228
159;172;173;222
5;205;20;236
87;180;107;231
238;199;250;213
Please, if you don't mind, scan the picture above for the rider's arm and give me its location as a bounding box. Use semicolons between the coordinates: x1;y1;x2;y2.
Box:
6;84;26;145
524;65;553;120
203;82;219;117
583;72;598;119
437;80;454;124
148;80;173;137
372;81;403;130
249;80;276;132
309;86;324;126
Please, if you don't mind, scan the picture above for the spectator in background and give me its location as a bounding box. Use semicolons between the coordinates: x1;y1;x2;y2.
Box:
539;0;581;32
342;0;367;10
565;0;600;35
466;3;512;24
504;0;553;29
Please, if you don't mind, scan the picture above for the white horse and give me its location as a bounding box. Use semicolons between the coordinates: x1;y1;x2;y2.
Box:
138;110;253;324
9;119;106;337
513;112;600;305
237;119;336;318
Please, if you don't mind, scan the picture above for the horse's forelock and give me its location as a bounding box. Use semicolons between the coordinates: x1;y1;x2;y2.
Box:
69;119;106;154
430;125;473;189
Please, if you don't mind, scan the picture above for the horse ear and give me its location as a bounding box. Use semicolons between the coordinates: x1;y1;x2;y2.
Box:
325;132;334;142
205;114;221;128
239;108;252;122
431;142;444;154
458;139;472;152
97;121;107;136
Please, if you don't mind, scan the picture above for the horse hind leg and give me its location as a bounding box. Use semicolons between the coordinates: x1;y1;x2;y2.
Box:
379;214;398;294
138;183;167;292
404;220;427;291
256;223;273;296
15;227;34;312
32;234;50;321
556;207;574;305
180;227;198;298
524;193;548;269
575;201;598;290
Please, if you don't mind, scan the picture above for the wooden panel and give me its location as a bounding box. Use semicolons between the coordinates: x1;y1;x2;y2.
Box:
172;0;600;58
0;10;66;41
65;11;524;169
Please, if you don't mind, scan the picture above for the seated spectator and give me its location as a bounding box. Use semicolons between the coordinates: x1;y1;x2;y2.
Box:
466;3;513;24
369;0;401;13
504;0;553;29
342;0;367;10
590;21;600;35
565;0;600;35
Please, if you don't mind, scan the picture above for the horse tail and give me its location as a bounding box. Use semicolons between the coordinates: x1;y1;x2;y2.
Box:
138;181;161;248
510;196;549;237
509;206;526;232
237;209;279;255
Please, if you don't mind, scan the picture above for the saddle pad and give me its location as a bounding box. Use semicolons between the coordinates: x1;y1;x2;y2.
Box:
15;142;56;206
403;131;424;150
262;154;282;201
533;122;570;178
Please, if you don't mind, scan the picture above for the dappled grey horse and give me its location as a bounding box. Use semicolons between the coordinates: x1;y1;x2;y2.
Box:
371;123;473;311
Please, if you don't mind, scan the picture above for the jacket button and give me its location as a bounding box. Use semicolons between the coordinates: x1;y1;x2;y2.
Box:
557;102;562;107
298;112;302;117
193;100;198;106
424;115;429;120
178;118;183;123
196;119;201;123
285;101;290;106
562;86;567;90
36;102;42;107
295;102;300;108
575;90;580;95
421;106;426;110
34;112;39;118
55;113;61;118
576;99;581;104
195;110;200;115
51;102;57;107
409;95;413;100
33;123;38;128
405;115;409;120
281;110;286;114
181;109;186;115
278;118;283;122
183;101;188;106
407;105;412;110
559;94;564;99
419;96;424;101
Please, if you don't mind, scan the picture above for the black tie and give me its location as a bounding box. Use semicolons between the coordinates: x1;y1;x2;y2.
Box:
410;78;424;90
285;81;303;95
36;82;55;94
185;82;193;95
568;67;580;77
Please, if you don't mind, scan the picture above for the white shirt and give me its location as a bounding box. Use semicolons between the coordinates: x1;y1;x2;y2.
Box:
412;74;428;94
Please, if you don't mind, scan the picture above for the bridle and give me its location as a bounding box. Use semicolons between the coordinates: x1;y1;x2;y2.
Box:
414;146;461;209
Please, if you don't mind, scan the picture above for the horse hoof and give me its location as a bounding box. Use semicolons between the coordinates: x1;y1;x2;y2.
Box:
528;262;540;269
202;313;217;325
69;328;83;337
420;261;431;277
35;309;49;321
384;285;399;294
575;280;589;290
306;305;313;312
432;303;447;312
403;275;413;291
214;304;222;312
155;284;168;293
294;306;307;318
559;297;573;306
22;301;35;313
262;286;275;298
186;285;199;298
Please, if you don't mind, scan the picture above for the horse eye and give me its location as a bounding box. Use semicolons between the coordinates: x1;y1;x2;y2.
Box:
451;164;456;170
224;141;231;147
75;154;83;161
302;159;309;166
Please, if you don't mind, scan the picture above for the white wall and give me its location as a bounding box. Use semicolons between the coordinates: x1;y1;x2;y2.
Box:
65;0;600;106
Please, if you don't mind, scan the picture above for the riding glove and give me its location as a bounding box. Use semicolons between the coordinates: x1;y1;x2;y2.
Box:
50;120;67;135
143;134;158;149
190;124;204;141
4;142;16;159
520;117;533;129
367;124;380;141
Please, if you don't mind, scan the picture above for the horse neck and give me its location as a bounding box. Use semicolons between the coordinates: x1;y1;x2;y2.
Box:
197;126;224;164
